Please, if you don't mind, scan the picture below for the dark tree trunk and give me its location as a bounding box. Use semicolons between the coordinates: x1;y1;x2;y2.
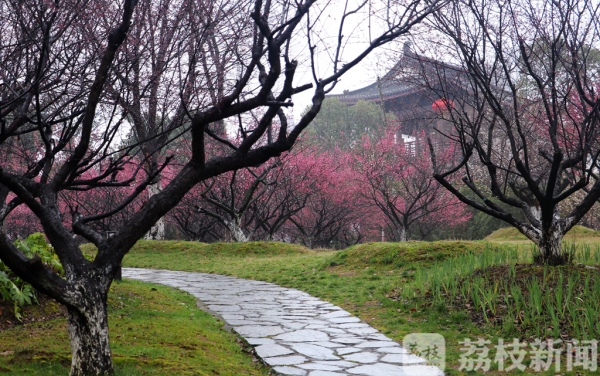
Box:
66;277;113;376
395;225;407;242
533;223;570;266
535;234;567;266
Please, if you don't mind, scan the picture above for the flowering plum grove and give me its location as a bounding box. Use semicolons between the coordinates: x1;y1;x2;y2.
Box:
165;134;469;246
282;150;372;248
352;127;470;241
4;135;468;247
168;143;380;246
0;0;443;373
168;145;306;243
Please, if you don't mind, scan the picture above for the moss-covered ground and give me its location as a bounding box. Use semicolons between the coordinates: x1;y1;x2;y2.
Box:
0;280;269;375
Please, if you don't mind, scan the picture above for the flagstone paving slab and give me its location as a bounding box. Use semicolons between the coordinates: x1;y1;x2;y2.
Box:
122;268;444;376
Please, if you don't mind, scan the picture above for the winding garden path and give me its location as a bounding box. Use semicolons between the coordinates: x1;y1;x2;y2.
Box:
122;267;444;376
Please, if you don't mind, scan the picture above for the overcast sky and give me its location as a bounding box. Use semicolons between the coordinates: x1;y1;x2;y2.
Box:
286;0;419;120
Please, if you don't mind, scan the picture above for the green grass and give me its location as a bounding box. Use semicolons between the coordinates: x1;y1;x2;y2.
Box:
81;240;316;273
109;239;600;376
330;240;485;268
8;238;600;375
486;225;600;242
81;240;312;258
398;244;600;338
0;280;269;376
112;240;489;374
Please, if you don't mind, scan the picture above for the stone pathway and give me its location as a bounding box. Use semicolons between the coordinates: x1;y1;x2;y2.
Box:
122;268;444;376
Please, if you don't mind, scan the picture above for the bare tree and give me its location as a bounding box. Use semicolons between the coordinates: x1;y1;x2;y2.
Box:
109;0;247;239
0;0;441;373
288;195;360;248
197;164;279;242
251;159;311;241
425;0;600;264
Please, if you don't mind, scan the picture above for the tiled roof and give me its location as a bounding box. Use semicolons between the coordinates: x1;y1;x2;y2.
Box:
328;44;466;104
328;78;419;104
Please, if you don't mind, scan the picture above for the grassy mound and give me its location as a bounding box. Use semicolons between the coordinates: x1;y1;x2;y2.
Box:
198;241;313;256
328;241;485;269
82;240;313;260
485;227;529;241
80;240;319;274
486;225;600;241
564;225;600;238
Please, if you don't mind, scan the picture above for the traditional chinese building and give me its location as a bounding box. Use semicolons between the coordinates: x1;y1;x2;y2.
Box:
327;42;470;154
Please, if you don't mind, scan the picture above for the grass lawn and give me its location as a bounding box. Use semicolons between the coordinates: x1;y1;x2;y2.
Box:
3;228;600;375
82;234;600;376
0;279;270;375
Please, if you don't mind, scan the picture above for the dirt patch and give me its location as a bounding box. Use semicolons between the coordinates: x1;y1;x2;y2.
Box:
0;294;66;331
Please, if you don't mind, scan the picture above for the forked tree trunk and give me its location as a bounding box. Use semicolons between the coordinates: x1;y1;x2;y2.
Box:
520;213;570;266
225;216;248;242
397;226;407;242
534;230;568;266
303;237;313;249
66;279;113;375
